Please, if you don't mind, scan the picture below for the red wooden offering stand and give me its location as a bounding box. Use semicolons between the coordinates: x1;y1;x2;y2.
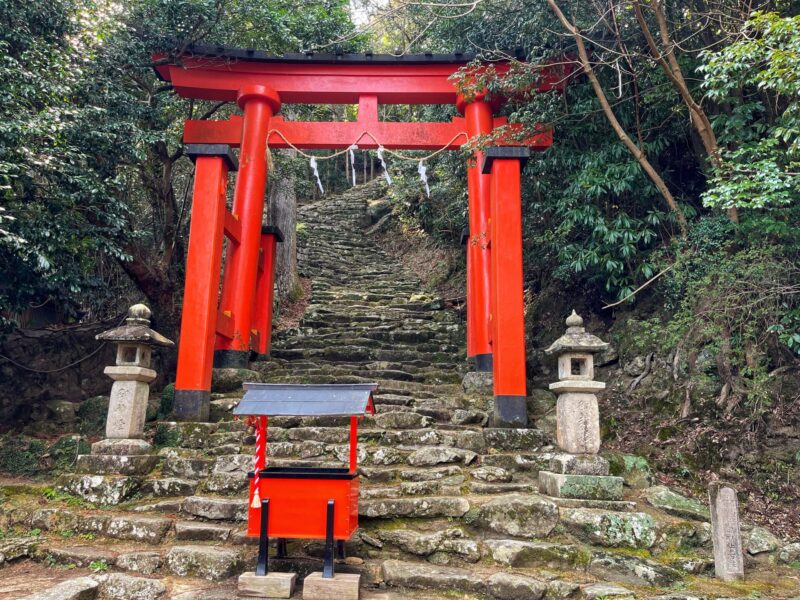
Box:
234;383;377;578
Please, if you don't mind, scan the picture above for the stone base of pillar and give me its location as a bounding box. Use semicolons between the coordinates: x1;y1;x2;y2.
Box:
213;349;250;369
538;470;624;501
174;389;211;422
539;451;622;501
492;395;528;428
91;438;151;455
474;353;493;372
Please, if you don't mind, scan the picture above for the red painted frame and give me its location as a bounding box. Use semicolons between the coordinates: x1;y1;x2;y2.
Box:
160;50;570;422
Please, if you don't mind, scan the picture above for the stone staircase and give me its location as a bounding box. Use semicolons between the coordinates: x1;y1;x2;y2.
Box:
2;181;798;599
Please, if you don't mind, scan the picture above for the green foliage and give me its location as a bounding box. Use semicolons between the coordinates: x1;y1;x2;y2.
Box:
0;0;359;328
89;559;109;572
159;383;175;419
0;435;45;476
48;435;90;473
76;395;109;436
701;12;800;210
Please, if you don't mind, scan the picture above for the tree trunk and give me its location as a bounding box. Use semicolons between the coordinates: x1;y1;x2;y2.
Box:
547;0;689;237
267;152;298;302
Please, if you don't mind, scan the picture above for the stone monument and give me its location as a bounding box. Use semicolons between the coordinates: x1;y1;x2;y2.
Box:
91;303;173;455
537;311;624;501
709;482;745;581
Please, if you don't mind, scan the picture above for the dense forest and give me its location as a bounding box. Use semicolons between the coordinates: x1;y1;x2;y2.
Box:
1;0;799;525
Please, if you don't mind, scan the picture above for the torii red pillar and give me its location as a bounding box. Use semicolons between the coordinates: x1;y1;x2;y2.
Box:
458;94;496;372
174;145;238;421
483;147;530;427
214;85;281;369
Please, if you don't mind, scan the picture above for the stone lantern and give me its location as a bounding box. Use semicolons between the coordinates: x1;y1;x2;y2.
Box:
545;310;608;454
537;310;624;501
92;304;173;454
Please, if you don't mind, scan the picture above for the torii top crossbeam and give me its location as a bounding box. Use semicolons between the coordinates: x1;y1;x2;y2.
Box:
155;45;560;150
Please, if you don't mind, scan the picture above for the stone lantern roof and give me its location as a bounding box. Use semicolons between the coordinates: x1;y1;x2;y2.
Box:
545;310;609;355
96;304;174;347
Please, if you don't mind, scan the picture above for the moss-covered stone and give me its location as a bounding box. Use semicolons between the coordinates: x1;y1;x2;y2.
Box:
643;486;710;521
560;508;657;549
606;453;654;488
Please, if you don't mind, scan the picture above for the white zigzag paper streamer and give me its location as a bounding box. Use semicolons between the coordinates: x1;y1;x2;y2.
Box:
377;147;392;185
418;160;430;198
310;157;324;194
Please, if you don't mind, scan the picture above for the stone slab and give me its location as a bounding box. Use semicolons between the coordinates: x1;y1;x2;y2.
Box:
302;572;360;600
76;453;159;476
20;577;99;600
709;482;744;582
539;471;624;501
238;572;296;598
549;453;609;475
553;497;636;511
92;438;152;455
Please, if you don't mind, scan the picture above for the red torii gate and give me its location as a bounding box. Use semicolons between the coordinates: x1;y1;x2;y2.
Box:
155;46;569;427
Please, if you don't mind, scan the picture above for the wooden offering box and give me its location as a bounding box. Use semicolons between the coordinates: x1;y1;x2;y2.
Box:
234;383;377;578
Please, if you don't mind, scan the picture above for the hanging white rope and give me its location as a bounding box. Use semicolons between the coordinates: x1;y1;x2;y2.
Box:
418;160;430;197
376;146;392;185
266;129;469;196
309;157;324;194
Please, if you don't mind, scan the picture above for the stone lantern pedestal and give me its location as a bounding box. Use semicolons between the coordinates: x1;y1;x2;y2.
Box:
537;311;624;502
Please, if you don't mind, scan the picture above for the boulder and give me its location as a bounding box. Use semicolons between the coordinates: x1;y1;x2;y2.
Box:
181;496;247;521
116;551;162;575
746;526;780;555
374;411;432;430
56;475;141;505
407;447;476;466
589;552;683;587
106;516;172;544
581;583;634;599
20;577;99;600
471;466;513;483
476;494;559;537
98;573;166;600
643;486;710;521
211;368;260;393
778;542;800;564
165;545;241;581
360;497;469;518
560;508;657;549
487;572;547;600
381;559;484;594
606;453;654;489
461;372;493;396
486;539;590;569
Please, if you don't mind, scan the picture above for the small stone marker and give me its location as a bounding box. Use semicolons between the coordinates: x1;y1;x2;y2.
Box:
709;482;744;581
302;572;361;600
238;572;297;598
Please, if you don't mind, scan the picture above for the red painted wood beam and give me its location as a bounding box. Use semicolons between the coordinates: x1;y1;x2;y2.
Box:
183;115;552;151
160;58;496;104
